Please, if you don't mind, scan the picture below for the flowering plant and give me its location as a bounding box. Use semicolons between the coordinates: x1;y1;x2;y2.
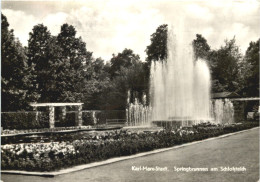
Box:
2;126;92;135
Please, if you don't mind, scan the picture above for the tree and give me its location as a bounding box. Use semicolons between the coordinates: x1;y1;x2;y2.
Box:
109;48;140;78
57;23;93;102
144;24;168;105
192;34;210;61
27;23;93;103
209;37;242;92
105;62;147;110
145;24;168;62
117;60;148;102
98;49;149;110
83;58;112;109
239;39;259;96
39;36;67;102
1;13;36;111
27;24;54;102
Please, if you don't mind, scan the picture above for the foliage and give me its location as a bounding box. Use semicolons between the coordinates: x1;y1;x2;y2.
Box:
192;35;259;96
145;24;168;63
1;112;49;130
27;23;93;103
238;39;259;97
209;38;242;92
107;49;148;109
2;12;259;112
1;14;37;111
83;58;112;110
109;49;140;78
56;24;93;102
27;24;63;102
192;34;210;61
110;63;147;108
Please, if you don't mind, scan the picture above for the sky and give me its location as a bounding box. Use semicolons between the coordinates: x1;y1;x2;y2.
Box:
2;0;260;61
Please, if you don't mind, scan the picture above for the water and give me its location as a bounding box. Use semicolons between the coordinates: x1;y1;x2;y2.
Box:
126;27;234;127
211;99;234;124
126;93;152;126
150;28;211;124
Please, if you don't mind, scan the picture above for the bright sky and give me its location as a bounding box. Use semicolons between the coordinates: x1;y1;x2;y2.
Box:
2;0;260;61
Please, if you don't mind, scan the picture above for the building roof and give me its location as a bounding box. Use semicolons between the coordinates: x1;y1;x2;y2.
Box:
211;92;240;99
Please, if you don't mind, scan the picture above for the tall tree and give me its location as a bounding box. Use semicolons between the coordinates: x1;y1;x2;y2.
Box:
1;13;36;111
57;23;93;102
145;24;168;63
27;24;52;102
39;36;67;102
144;24;168;105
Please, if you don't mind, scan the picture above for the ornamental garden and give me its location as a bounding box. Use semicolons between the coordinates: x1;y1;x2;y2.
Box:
1;11;259;174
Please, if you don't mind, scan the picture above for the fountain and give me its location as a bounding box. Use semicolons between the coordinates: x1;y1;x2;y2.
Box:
126;92;152;127
126;27;235;128
211;99;234;125
150;28;212;127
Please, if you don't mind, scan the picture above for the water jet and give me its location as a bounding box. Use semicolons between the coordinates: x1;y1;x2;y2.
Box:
149;28;212;127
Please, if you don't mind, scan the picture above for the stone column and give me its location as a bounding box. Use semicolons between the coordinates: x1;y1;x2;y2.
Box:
126;108;129;126
32;106;39;125
93;111;97;125
49;106;55;128
77;105;83;126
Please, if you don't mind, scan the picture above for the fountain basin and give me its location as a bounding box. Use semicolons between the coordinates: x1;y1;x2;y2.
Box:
152;118;214;129
123;125;163;132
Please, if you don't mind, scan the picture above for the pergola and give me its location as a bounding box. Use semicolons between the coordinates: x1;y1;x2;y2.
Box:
30;103;83;128
229;97;260;101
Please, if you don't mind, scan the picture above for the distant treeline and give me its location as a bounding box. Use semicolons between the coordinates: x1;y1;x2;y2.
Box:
1;15;259;111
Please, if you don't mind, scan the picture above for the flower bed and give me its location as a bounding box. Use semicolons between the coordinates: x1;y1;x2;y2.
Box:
2;126;93;136
1;122;258;172
1;126;124;145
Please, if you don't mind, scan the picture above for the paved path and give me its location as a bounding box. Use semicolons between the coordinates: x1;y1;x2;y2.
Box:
2;128;259;182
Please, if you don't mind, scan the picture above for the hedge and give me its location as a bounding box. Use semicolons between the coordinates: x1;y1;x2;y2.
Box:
1;112;49;130
1;110;126;130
